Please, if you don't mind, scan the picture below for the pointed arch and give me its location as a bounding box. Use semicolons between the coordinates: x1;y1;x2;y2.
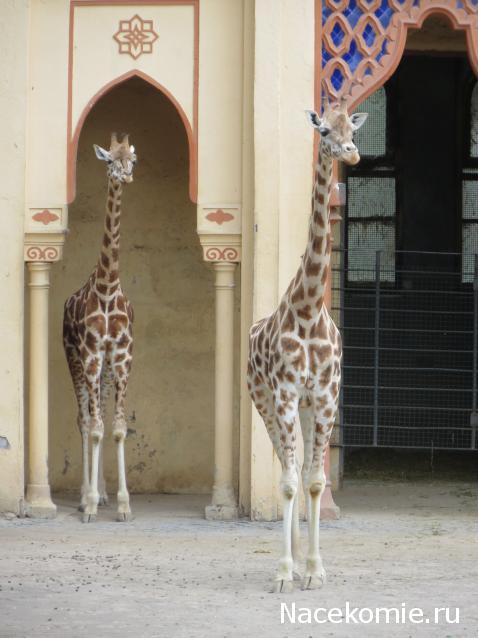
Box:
67;69;197;203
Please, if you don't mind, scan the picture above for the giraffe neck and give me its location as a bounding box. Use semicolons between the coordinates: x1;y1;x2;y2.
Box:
94;179;123;290
286;140;333;315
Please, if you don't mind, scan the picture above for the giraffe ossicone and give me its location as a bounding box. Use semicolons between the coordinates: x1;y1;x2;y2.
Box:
247;97;368;592
63;132;137;523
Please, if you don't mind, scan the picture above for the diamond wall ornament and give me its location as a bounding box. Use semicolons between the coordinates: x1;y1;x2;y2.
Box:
113;15;158;60
324;13;353;57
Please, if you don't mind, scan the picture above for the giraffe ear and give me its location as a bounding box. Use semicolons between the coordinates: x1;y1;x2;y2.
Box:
305;110;323;129
93;144;112;162
350;112;368;131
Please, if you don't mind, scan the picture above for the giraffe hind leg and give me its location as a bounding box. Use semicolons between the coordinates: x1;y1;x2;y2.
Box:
64;343;91;513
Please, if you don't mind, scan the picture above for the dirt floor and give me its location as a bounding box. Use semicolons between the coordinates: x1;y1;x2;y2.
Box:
0;481;477;638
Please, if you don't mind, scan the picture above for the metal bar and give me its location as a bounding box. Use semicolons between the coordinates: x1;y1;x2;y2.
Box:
345;384;473;393
341;403;471;413
331;305;473;316
342;423;473;431
342;326;473;335
373;251;381;447
336;287;471;296
332;267;466;277
343;365;473;373
343;345;473;354
472;255;478;450
338;442;476;451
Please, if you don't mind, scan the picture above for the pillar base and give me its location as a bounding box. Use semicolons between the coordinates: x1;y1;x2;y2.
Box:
25;484;57;519
205;504;239;521
320;485;340;520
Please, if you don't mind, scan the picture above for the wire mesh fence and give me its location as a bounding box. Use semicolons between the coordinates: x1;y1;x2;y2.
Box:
331;248;478;450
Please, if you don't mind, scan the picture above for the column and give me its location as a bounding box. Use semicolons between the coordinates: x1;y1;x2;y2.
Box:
205;262;239;520
25;262;56;518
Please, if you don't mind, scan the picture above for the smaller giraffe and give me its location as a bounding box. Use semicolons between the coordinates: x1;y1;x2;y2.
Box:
248;96;368;591
63;132;137;522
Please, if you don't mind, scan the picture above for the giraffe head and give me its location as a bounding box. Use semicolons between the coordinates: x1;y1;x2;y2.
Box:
93;133;137;184
306;97;368;166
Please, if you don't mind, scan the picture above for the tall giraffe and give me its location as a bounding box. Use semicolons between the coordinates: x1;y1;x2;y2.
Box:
63;132;137;523
247;97;367;591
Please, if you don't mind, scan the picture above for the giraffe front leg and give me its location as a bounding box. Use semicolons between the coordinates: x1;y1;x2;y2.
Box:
97;441;108;506
79;426;89;513
83;423;104;523
83;376;104;523
301;399;336;589
113;372;132;522
273;462;299;593
272;392;300;593
291;454;304;580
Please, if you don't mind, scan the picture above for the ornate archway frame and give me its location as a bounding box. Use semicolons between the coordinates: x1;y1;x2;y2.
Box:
317;0;478;494
66;68;198;204
316;1;478;113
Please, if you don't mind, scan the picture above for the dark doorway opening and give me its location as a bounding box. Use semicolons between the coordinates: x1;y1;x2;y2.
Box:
335;54;478;475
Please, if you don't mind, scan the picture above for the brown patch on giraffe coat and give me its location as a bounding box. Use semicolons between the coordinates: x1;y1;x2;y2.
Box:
297;305;312;321
321;265;328;286
305;257;321;278
298;324;306;339
86;314;106;337
96;283;108;296
85;295;98;315
310;314;328;340
281;337;300;352
85;332;97;352
309;344;333;373
312;237;323;253
318;173;326;186
314;211;325;228
317;193;324;205
291;284;305;304
109;314;128;339
86;357;99;376
320;364;332;387
308;285;318;298
281;309;295;332
292;348;306;371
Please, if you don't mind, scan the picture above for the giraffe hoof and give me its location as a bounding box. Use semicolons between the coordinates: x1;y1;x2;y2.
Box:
82;512;97;523
116;511;132;522
98;495;109;506
301;571;326;590
271;579;294;594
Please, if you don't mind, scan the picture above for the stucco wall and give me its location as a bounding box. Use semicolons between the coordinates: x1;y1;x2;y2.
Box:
49;78;219;495
0;2;28;515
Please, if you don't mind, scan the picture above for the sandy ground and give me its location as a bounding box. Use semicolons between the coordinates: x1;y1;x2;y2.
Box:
0;481;477;638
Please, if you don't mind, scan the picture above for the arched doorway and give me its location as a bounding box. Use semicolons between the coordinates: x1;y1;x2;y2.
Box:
321;6;478;477
49;77;216;496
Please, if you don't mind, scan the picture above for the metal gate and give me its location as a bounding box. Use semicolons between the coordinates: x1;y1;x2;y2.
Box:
331;249;478;450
